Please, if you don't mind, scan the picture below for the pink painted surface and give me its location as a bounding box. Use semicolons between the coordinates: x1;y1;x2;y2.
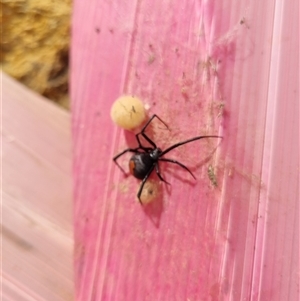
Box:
71;0;299;300
2;72;73;301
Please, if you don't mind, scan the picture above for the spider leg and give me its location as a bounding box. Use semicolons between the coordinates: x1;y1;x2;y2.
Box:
136;133;153;152
113;148;140;174
137;165;155;204
159;158;196;179
160;135;222;156
136;114;169;149
141;114;169;133
155;163;170;184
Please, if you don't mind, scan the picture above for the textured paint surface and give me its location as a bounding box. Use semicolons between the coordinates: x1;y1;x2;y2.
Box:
2;73;73;300
71;0;299;300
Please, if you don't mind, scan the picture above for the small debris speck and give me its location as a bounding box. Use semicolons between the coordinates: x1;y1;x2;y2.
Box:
208;165;218;187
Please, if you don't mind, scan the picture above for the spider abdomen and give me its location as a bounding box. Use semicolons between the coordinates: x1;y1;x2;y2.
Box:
129;153;154;179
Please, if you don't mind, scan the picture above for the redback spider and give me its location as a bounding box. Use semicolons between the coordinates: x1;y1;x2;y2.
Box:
113;114;222;204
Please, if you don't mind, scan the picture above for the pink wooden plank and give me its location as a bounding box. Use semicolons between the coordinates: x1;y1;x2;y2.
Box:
2;72;74;300
71;0;299;300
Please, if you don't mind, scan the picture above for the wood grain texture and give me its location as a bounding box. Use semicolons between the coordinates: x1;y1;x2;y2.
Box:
71;0;299;300
2;72;74;301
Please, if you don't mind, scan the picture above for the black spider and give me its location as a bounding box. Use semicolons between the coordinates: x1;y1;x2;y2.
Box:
113;114;221;203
